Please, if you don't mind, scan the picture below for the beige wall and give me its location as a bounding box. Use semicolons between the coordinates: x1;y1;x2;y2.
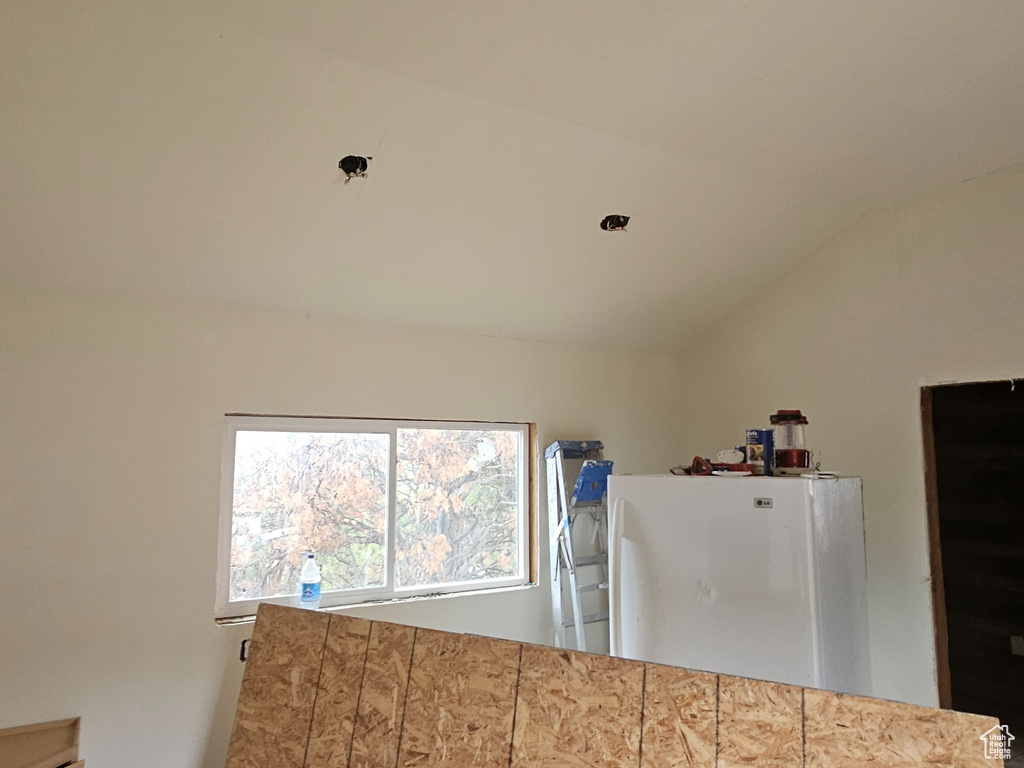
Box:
674;164;1024;707
4;164;1022;766
0;287;687;767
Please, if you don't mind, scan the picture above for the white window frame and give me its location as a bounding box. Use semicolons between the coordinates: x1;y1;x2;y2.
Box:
216;414;531;619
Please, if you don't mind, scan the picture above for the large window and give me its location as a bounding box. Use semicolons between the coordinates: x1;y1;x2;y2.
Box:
216;415;531;618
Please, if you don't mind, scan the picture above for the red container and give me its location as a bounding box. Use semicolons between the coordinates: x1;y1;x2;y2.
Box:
775;448;810;468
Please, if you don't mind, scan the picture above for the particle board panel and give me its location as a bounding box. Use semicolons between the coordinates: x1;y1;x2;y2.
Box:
349;621;416;768
717;675;802;768
225;605;1005;768
0;717;79;768
511;644;644;768
804;688;1002;768
304;614;373;768
640;665;717;768
398;628;521;768
226;603;331;768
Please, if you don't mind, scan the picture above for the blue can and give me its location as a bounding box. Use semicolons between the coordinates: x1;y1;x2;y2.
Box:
745;429;775;476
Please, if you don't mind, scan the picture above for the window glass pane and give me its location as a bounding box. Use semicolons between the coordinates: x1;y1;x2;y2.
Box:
395;428;520;588
230;430;389;601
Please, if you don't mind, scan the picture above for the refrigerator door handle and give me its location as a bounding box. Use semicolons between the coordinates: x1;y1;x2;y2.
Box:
609;497;625;657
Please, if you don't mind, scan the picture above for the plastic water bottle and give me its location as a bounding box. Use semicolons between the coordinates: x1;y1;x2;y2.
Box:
300;553;322;607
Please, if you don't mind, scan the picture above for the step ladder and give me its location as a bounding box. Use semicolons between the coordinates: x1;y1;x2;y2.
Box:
546;440;614;651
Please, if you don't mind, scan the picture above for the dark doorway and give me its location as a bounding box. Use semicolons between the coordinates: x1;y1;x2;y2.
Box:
924;381;1024;760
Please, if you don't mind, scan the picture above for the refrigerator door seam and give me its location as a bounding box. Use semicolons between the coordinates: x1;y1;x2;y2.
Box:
806;482;825;687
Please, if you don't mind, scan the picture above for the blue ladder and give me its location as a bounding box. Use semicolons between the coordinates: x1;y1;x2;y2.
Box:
546;440;613;651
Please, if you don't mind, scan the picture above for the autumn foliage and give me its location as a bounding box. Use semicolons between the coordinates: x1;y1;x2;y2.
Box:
229;427;521;601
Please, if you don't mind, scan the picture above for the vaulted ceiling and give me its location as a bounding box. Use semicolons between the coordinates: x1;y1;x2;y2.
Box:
3;1;1023;348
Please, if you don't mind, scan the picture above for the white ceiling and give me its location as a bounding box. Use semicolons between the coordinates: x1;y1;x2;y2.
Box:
3;0;1023;348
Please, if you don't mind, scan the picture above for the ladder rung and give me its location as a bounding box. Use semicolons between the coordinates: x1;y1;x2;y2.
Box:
562;611;610;628
545;440;604;459
567;503;606;514
577;582;608;593
574;554;607;567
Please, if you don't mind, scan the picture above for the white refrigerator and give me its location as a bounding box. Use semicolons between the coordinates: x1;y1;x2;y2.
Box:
607;474;871;696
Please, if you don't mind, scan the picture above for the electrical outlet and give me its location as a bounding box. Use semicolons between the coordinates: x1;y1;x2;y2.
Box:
754;498;773;508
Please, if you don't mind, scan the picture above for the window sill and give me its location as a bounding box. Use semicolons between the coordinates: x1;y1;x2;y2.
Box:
215;582;538;626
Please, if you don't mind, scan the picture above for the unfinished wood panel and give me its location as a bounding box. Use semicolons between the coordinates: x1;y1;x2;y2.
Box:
349;622;416;768
717;675;802;768
511;645;644;768
804;689;1001;768
224;605;1005;768
227;603;331;768
640;665;717;768
0;717;79;768
398;628;521;767
304;614;373;768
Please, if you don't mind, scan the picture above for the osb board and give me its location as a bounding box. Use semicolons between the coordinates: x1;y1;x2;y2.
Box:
0;717;79;768
226;604;1004;768
226;603;330;768
718;675;803;768
348;621;416;768
398;628;521;767
305;614;373;768
804;689;1002;768
641;665;717;768
511;645;644;768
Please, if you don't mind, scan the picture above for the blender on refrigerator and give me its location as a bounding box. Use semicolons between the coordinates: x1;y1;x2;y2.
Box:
771;409;810;474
